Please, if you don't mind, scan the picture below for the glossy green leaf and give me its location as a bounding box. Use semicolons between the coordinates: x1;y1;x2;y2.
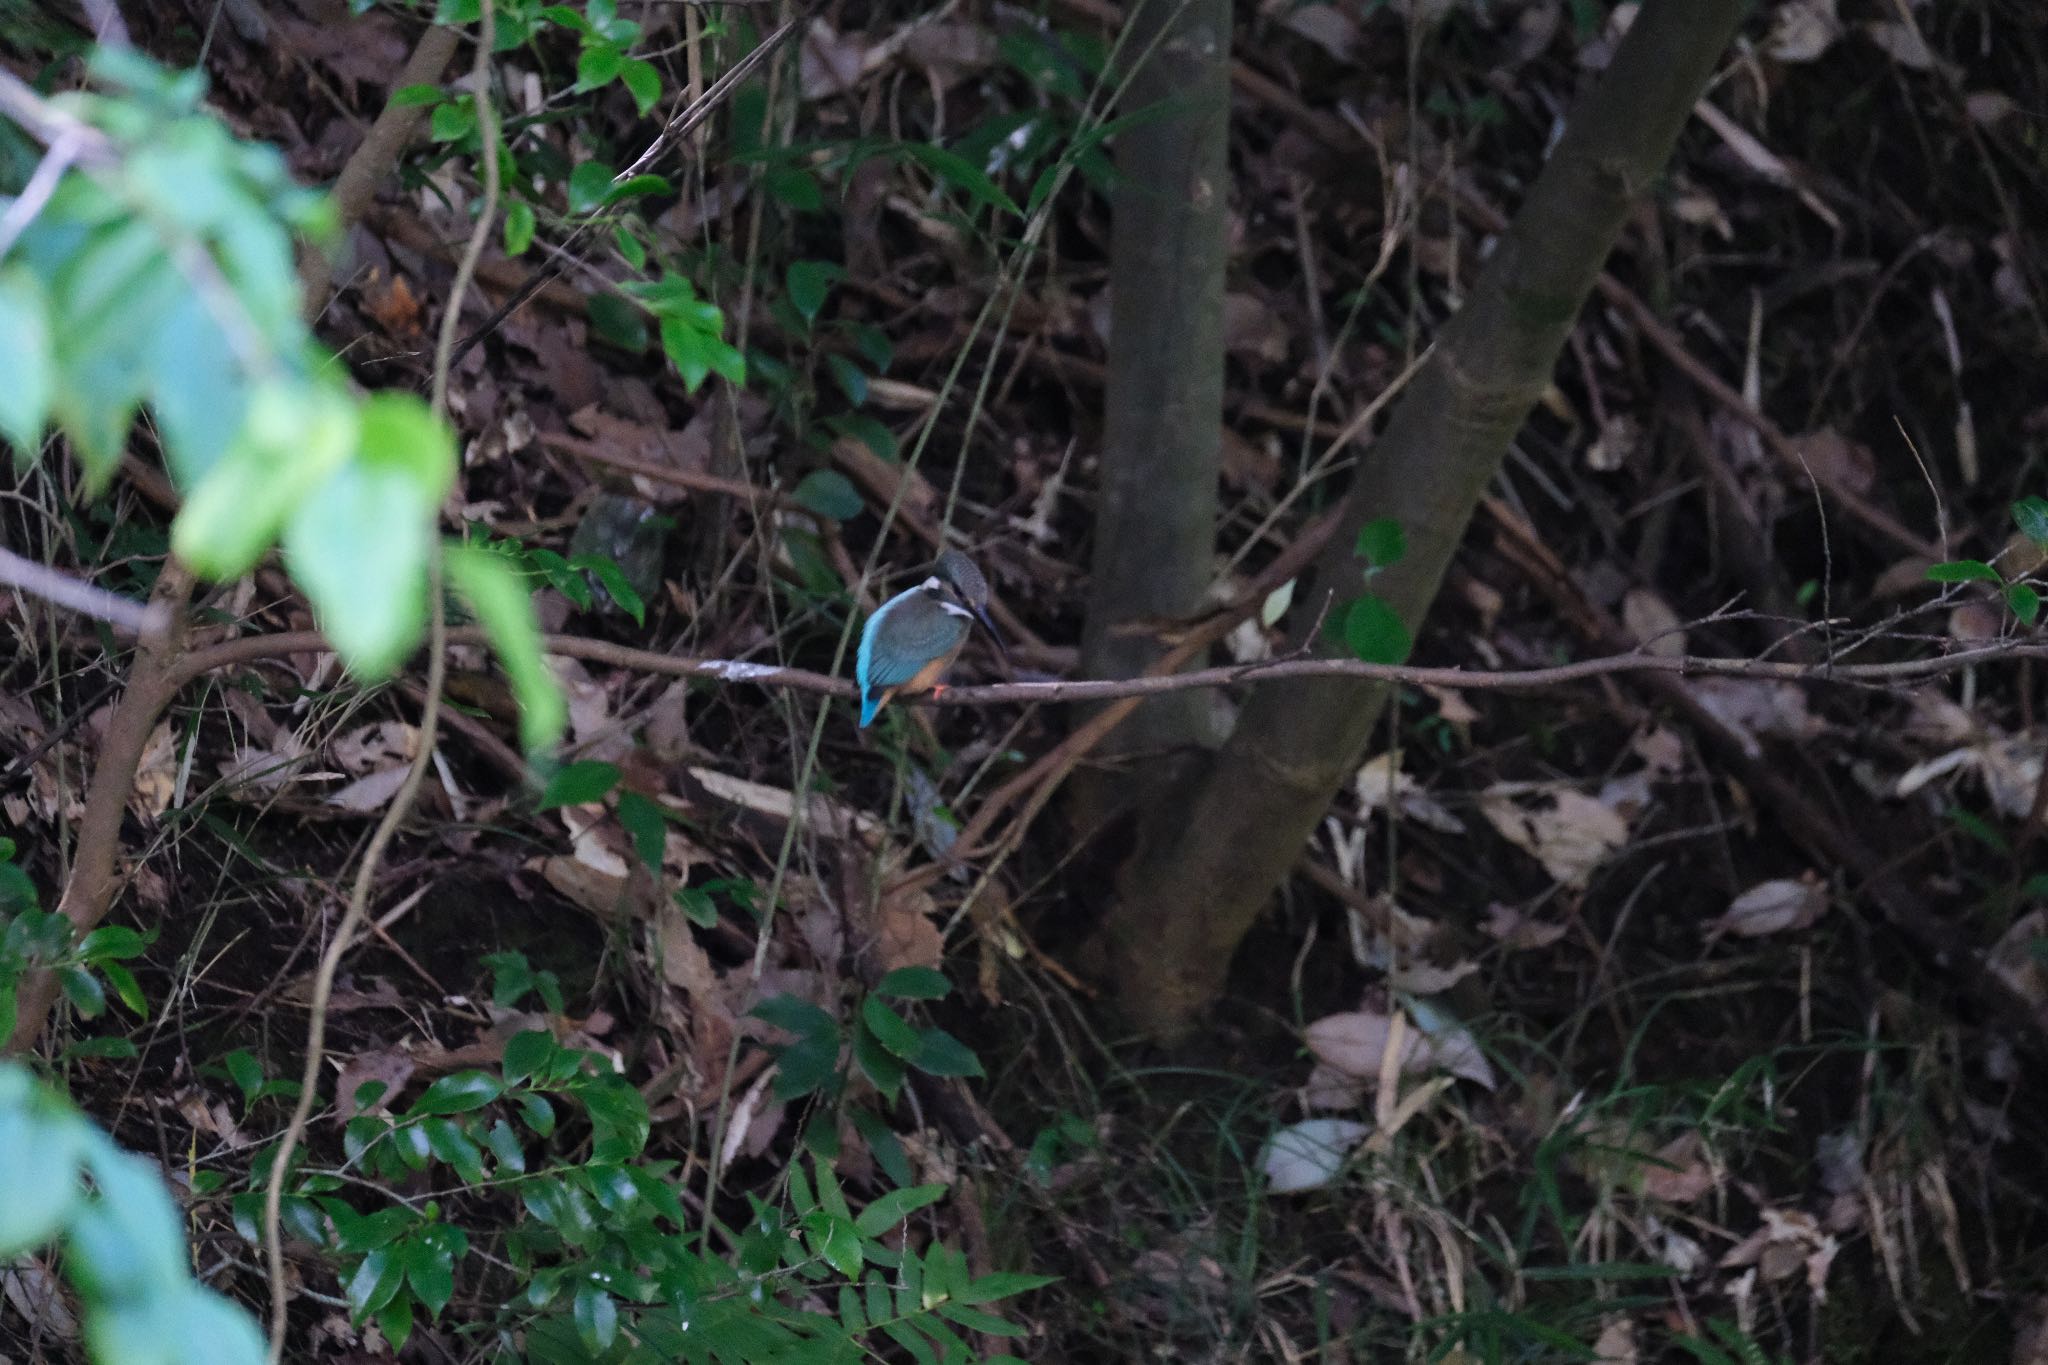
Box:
402;1233;456;1317
503;199;536;257
574;1280;619;1351
58;966;106;1018
501;1029;555;1085
2015;496;2048;547
346;1246;406;1319
406;1070;503;1116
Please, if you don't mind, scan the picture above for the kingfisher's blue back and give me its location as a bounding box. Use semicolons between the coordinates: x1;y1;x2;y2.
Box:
856;588;971;726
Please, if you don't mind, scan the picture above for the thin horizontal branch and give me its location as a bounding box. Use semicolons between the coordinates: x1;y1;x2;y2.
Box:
163;624;2048;712
0;547;167;639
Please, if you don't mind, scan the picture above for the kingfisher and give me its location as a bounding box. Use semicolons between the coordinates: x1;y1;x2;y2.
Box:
856;550;1006;727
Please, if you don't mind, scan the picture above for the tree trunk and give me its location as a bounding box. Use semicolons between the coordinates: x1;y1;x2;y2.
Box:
1090;0;1754;1038
1078;0;1231;812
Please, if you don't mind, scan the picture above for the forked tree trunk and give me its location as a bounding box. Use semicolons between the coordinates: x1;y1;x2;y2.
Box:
1078;0;1230;814
1090;0;1754;1038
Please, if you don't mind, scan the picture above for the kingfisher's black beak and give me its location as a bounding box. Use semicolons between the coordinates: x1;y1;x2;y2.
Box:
972;604;1010;663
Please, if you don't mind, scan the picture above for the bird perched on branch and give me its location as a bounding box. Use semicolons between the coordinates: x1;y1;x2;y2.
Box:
856;550;1006;726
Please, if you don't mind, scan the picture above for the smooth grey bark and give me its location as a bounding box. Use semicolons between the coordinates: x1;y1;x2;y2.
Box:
1079;0;1231;800
1091;0;1755;1038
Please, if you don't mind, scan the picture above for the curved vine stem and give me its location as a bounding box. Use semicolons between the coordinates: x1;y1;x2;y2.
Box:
262;2;499;1355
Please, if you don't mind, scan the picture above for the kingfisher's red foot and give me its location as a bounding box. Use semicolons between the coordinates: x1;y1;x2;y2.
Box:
929;684;949;699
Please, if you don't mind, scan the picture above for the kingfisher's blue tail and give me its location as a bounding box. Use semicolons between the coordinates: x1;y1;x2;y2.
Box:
859;692;880;727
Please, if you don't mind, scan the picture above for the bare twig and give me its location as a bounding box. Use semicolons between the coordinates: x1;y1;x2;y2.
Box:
0;546;166;639
157;620;2048;716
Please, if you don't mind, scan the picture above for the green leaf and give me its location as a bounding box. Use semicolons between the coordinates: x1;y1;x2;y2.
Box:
503;199;536;257
675;885;717;927
446;543;567;750
538;760;620;809
876;966;949;1000
616;790;665;873
58;966;105;1019
2008;581;2041;625
575;42;623;90
826;353;869;406
283;394;454;679
391;83;443;107
80;925;149;960
501;1029;555;1084
956;1270;1058;1304
604;173;672;205
909;1025;983;1078
0;270;53;454
406;1070;504;1116
901;143;1021;217
347;1246;406;1319
785;260;842;323
861;997;923;1059
802;1211;865;1279
429;99;475;142
766;166;823;212
0;1088;84;1255
99;962;148;1018
567;160;615;214
171;379;358;579
852;1020;905;1101
1925;559;2002;584
620;59;661;116
2015;497;2048;547
1342;595;1413;665
403;1234;457;1317
584;291;648;352
793;469;864;521
1355;516;1406;568
752;994;837;1041
938;1301;1027;1335
574;1280;619;1352
853;1183;946;1237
